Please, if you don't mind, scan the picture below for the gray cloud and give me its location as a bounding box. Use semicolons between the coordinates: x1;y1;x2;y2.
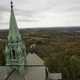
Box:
0;0;80;29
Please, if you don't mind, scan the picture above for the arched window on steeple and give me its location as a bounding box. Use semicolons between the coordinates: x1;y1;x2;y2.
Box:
12;49;16;59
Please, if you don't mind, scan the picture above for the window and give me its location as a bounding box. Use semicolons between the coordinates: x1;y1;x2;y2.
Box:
12;49;16;59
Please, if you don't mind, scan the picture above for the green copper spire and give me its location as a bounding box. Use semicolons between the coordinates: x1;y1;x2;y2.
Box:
8;0;21;42
5;1;27;73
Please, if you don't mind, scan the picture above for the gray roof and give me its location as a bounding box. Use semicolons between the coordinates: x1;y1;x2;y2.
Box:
0;66;11;80
7;70;25;80
27;53;44;66
0;66;25;80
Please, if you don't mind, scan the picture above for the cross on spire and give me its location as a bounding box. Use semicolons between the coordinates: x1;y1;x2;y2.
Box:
11;0;13;8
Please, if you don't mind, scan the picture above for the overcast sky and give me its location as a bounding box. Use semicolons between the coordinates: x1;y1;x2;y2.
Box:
0;0;80;29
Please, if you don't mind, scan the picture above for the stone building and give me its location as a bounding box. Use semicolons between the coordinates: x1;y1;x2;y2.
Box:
0;1;46;80
25;52;46;80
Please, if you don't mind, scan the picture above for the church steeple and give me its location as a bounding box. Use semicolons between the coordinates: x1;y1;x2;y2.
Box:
8;0;21;43
5;1;27;73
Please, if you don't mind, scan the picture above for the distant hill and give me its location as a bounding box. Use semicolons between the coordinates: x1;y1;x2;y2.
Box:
21;26;80;32
0;26;80;32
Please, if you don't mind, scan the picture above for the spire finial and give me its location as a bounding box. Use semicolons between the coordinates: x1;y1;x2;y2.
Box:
10;0;13;8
